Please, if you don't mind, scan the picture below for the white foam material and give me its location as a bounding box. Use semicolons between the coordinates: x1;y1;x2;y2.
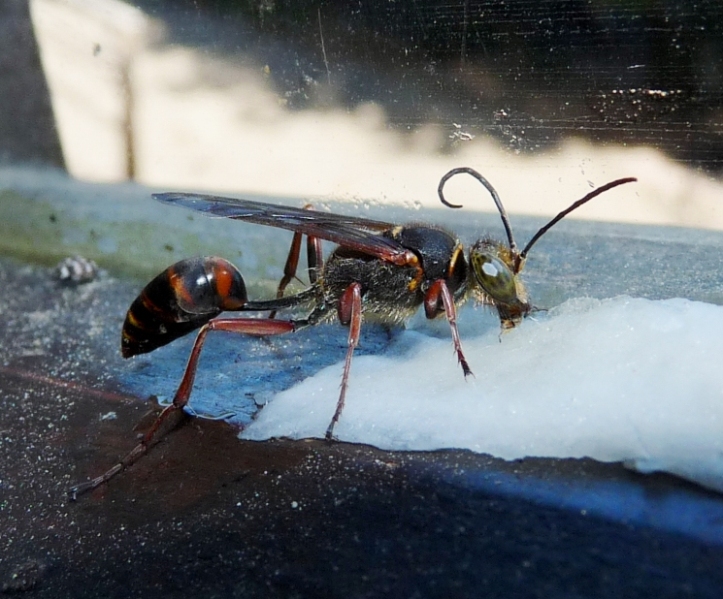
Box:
241;297;723;492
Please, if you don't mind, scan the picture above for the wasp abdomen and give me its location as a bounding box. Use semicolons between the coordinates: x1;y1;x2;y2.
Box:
121;256;248;357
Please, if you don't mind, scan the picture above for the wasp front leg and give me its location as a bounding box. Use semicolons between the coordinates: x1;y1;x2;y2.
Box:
424;279;472;378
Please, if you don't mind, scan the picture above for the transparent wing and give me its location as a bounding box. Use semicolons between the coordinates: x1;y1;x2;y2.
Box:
153;192;410;262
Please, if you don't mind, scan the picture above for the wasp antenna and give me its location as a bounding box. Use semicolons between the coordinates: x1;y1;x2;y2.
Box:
520;177;637;260
438;167;517;252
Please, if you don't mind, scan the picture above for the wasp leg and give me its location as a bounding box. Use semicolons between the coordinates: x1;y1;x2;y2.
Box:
69;317;296;500
325;282;363;441
270;205;324;318
306;229;323;286
271;230;303;317
67;406;188;500
424;279;473;378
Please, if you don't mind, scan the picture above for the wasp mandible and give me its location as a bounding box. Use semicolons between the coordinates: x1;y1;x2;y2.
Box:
69;168;635;498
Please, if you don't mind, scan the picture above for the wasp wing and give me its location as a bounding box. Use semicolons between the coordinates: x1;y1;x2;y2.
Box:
153;193;412;263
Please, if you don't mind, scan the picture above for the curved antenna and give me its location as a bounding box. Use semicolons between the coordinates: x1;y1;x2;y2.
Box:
520;177;637;260
438;167;517;252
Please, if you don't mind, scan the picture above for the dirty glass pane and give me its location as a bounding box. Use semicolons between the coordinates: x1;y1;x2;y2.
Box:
2;1;723;597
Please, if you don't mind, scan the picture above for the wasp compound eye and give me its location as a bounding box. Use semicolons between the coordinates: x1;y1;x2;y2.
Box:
470;243;518;305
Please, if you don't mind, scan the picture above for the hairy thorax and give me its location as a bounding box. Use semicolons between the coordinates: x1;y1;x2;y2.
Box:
320;248;424;324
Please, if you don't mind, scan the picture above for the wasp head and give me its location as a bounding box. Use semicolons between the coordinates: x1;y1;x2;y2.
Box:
438;167;637;331
469;239;530;329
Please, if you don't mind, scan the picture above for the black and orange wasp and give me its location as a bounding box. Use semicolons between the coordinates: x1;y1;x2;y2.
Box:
69;167;635;498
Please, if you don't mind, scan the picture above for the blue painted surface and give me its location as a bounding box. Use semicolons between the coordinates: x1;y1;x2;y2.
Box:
118;321;396;427
440;465;723;547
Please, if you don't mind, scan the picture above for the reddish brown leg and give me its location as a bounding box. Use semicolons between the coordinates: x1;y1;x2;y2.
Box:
136;318;296;442
270;205;323;318
424;279;472;377
306;234;323;285
270;230;303;318
325;282;363;441
69;317;295;499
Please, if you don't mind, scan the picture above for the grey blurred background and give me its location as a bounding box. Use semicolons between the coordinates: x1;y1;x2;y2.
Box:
2;0;722;229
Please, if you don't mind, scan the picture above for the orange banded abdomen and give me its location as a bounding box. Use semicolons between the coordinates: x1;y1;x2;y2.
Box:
121;256;248;357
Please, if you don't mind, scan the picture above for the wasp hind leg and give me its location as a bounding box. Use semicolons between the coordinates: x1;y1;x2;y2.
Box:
69;317;296;500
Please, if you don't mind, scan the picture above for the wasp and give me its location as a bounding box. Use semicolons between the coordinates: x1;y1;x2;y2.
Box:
69;168;635;498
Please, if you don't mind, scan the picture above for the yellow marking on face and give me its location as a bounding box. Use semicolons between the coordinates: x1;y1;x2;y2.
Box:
407;263;425;292
447;243;464;279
